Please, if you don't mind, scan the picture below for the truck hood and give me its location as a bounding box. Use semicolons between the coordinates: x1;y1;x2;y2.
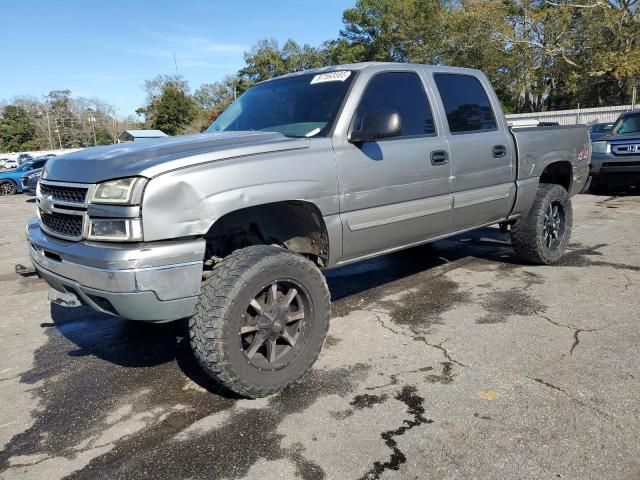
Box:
43;131;310;183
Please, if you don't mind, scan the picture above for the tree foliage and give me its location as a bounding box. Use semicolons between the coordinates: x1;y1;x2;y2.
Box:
150;82;196;136
0;105;37;151
326;0;640;112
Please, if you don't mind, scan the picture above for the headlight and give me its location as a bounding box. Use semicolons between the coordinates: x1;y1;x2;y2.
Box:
591;141;608;154
88;218;143;242
91;177;147;205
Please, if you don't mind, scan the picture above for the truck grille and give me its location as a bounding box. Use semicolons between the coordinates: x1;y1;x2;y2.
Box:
39;182;88;204
612;144;640;155
40;211;84;238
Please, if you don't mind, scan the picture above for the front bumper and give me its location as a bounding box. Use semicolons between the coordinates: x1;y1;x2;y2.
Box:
590;154;640;184
26;218;205;322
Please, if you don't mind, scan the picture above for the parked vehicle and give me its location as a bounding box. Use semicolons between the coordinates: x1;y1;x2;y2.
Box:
590;110;640;193
3;159;19;169
17;153;33;165
27;63;590;397
589;122;615;142
21;169;42;195
0;158;8;168
0;157;48;195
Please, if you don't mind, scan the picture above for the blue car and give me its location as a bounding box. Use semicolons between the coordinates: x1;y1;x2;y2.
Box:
0;157;48;195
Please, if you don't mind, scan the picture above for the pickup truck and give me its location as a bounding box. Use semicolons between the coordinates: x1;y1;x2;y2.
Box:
590;110;640;193
27;63;590;397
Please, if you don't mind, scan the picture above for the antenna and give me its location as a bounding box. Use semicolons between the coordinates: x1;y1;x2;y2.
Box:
173;52;178;73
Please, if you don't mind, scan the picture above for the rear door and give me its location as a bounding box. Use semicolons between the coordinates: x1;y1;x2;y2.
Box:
432;73;515;231
334;70;452;262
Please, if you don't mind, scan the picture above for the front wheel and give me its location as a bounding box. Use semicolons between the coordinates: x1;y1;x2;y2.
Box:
0;180;17;196
510;184;573;265
190;245;331;398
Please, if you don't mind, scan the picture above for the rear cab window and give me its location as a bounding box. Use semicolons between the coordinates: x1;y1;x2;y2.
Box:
434;73;497;134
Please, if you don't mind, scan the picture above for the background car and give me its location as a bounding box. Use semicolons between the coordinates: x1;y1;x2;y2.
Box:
589;111;640;193
0;158;8;168
17;153;33;165
0;157;48;195
589;122;615;141
21;169;42;195
3;158;19;169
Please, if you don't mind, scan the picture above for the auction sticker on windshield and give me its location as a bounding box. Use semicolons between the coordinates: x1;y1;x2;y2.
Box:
310;71;352;84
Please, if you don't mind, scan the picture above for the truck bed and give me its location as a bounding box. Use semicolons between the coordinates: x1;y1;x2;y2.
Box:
509;124;590;196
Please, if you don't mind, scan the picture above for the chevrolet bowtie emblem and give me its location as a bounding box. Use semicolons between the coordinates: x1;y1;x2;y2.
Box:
40;194;54;214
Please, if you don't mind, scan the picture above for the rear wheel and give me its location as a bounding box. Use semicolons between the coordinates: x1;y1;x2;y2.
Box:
511;184;572;265
0;180;17;196
190;245;331;398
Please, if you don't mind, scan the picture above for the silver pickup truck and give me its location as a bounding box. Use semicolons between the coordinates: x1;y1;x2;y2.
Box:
27;63;590;397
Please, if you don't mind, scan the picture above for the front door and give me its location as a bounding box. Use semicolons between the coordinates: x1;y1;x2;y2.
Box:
334;70;452;262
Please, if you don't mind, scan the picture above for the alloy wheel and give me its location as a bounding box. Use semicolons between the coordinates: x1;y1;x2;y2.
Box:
240;280;310;370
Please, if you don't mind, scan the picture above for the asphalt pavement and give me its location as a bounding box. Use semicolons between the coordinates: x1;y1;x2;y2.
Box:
0;192;639;480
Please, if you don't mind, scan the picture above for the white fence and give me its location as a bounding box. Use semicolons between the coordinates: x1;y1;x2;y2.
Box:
506;104;633;126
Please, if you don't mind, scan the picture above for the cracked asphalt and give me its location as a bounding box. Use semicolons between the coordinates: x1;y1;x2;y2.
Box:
1;192;639;479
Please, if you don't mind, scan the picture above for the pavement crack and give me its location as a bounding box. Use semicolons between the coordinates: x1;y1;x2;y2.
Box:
367;312;405;336
413;335;468;367
535;312;596;356
569;329;590;356
529;377;616;423
365;366;433;391
359;385;433;480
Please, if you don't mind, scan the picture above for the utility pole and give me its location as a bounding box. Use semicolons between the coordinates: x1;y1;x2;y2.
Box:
89;115;97;146
632;81;637;111
44;108;54;150
54;118;62;150
173;52;178;73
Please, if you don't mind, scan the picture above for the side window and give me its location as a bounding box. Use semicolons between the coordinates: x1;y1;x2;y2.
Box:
353;72;435;137
434;74;497;133
33;160;45;169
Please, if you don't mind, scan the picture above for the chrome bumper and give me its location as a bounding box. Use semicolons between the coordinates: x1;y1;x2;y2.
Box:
26;218;205;322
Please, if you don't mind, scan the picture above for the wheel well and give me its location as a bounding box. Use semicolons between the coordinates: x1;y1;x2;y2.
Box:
204;201;329;267
539;161;572;191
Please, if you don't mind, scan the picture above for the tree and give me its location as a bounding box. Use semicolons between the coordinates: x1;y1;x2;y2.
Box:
150;82;196;135
0;105;37;151
240;39;329;83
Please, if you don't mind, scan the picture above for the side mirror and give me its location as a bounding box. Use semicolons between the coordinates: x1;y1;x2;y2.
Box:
349;110;403;143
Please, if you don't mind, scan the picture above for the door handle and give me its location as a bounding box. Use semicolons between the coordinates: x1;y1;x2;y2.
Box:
492;145;507;158
430;150;449;165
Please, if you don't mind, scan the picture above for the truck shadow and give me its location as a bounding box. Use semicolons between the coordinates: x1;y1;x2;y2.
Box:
46;226;514;395
47;304;236;396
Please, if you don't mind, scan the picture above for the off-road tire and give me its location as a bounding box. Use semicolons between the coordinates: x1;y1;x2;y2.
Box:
189;245;331;398
0;180;17;196
511;183;572;265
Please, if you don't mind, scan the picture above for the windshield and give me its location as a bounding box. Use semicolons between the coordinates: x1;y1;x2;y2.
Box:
590;123;613;133
611;113;640;135
15;162;34;172
207;71;355;138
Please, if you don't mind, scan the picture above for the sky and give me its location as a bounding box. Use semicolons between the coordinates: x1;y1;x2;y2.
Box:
0;0;355;116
